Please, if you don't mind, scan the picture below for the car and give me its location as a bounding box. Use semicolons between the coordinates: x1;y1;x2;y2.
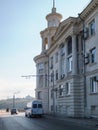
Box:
11;108;18;115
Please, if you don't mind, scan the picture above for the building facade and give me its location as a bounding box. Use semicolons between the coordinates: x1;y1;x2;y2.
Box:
34;0;98;117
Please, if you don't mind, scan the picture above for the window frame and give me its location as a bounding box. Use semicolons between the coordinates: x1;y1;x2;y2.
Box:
67;38;72;55
90;47;96;63
90;76;98;93
55;52;58;63
68;56;72;72
89;19;95;36
59;85;64;97
66;82;71;95
55;70;58;80
50;56;53;69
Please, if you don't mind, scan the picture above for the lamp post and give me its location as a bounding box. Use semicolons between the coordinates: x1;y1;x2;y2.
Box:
13;94;15;108
13;91;20;108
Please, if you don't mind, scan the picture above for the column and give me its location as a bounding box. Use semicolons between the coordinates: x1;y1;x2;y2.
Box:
36;64;39;88
72;35;77;75
65;43;67;76
58;47;61;79
42;37;45;52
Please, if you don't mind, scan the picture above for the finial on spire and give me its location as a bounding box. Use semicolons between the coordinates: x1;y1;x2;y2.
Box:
53;0;55;8
52;0;56;13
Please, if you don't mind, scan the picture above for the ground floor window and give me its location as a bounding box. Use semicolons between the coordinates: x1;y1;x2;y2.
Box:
90;76;98;93
59;85;64;97
65;82;71;95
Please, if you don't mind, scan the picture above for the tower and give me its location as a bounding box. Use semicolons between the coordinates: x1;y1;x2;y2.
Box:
34;0;63;114
46;0;62;28
41;0;62;53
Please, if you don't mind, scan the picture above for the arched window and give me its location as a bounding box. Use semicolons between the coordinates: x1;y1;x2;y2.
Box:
44;37;48;50
51;36;54;43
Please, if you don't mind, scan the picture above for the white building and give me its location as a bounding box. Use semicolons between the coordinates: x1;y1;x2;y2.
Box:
34;0;98;117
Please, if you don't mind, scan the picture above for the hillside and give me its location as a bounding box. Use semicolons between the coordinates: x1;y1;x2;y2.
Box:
0;96;34;111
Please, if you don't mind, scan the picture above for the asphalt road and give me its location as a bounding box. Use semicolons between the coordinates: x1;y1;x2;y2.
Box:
0;113;97;130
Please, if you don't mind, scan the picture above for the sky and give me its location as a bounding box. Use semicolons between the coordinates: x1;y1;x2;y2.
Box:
0;0;91;100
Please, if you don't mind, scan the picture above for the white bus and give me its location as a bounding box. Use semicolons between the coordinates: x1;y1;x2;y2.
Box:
25;100;44;117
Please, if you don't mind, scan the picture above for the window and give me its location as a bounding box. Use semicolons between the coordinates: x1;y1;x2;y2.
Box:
51;72;54;82
90;48;96;63
89;19;95;36
45;74;48;87
61;54;65;75
68;37;72;55
55;70;58;80
68;56;72;72
50;57;53;69
51;36;54;43
91;105;96;115
51;105;53;111
90;77;98;93
51;89;54;99
38;104;42;108
44;37;48;50
59;85;64;96
39;63;44;71
33;104;37;108
66;83;71;95
55;52;58;63
60;44;65;75
38;91;42;99
39;75;43;87
60;44;65;56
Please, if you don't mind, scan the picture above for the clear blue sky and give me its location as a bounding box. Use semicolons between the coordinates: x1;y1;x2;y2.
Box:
0;0;90;100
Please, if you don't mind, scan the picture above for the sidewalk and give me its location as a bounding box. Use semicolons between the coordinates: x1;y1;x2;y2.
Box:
44;114;98;128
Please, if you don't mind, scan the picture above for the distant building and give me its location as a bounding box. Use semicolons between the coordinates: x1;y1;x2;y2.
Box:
25;95;33;100
34;0;98;117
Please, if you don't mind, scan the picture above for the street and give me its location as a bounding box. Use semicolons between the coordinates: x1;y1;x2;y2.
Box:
0;112;97;130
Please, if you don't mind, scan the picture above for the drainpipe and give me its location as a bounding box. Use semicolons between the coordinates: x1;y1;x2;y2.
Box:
44;52;50;113
52;70;55;116
78;14;87;116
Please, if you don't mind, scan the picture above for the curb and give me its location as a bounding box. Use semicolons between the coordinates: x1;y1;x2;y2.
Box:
43;115;98;128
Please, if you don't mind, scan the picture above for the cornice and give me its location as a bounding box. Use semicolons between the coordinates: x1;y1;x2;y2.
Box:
46;12;62;20
45;17;79;55
54;17;78;42
34;53;48;63
79;0;98;20
35;87;49;91
40;27;57;36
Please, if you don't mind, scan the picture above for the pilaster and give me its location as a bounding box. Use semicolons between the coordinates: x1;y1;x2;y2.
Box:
72;35;77;75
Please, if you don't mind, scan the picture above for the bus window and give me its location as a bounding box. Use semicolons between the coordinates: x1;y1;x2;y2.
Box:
33;104;37;108
38;104;42;108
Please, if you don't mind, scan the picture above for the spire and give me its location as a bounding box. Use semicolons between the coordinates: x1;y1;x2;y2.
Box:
52;0;56;13
53;0;55;8
46;0;62;28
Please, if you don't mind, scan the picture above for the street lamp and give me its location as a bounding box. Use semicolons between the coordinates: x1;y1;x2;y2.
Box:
13;91;20;108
